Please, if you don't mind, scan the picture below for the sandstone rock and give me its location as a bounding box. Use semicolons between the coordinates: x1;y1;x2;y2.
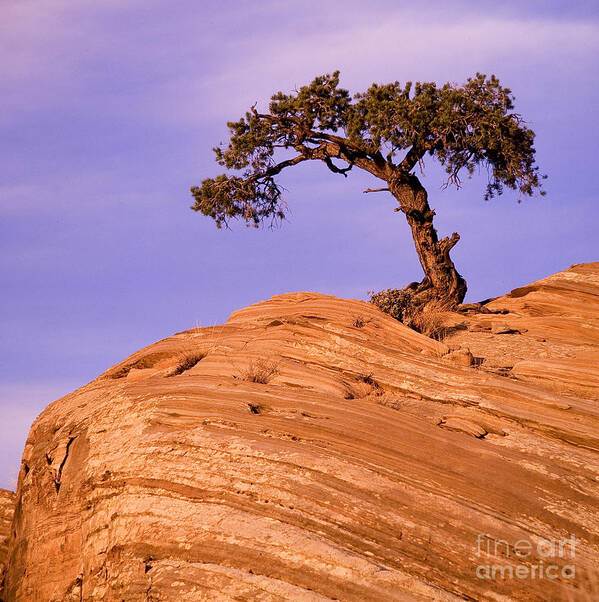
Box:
443;348;475;367
468;322;490;332
0;489;15;599
448;262;599;399
437;416;488;438
511;357;599;398
490;320;517;334
4;267;599;601
489;262;599;320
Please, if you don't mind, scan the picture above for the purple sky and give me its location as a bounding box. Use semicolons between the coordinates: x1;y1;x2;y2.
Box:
1;0;598;489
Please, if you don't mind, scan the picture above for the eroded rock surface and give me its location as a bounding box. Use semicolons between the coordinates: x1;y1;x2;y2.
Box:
0;489;15;600
4;264;599;601
448;262;599;400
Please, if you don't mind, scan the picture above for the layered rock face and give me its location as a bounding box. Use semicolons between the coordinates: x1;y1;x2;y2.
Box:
4;263;599;601
0;489;15;599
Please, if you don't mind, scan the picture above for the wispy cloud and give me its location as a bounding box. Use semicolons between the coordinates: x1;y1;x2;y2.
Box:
2;3;597;127
193;14;598;122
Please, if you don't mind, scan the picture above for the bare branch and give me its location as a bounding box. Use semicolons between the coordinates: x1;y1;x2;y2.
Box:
437;232;460;260
363;187;391;194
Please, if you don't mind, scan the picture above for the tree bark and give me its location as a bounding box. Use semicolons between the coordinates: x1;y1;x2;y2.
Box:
390;174;467;308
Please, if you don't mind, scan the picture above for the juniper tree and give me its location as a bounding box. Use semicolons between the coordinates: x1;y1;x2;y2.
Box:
191;71;545;309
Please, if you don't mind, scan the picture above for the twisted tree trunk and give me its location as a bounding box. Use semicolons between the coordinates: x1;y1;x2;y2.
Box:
390;174;467;309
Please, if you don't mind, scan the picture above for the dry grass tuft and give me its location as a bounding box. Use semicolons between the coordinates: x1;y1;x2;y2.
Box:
241;359;279;384
358;372;380;390
169;352;206;376
407;302;451;341
352;315;373;328
344;372;384;399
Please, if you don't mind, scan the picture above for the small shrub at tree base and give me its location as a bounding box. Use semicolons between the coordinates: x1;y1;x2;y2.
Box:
368;288;414;322
369;290;451;340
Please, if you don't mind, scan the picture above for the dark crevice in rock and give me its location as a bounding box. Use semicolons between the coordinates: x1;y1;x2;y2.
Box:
108;352;173;379
55;436;76;494
168;353;206;377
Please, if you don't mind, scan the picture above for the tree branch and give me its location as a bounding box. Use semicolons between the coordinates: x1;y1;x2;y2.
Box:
437;232;460;260
363;187;390;194
249;154;308;181
398;145;425;173
323;156;353;176
253;110;385;179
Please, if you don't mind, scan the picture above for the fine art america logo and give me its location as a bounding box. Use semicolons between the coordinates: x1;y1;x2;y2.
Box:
475;534;576;581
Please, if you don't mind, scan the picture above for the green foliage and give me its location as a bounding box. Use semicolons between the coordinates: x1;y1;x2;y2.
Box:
192;71;545;227
269;71;351;132
350;74;545;199
190;174;284;228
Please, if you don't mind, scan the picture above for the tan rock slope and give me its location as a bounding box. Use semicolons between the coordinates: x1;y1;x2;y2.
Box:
3;263;599;601
0;489;15;599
